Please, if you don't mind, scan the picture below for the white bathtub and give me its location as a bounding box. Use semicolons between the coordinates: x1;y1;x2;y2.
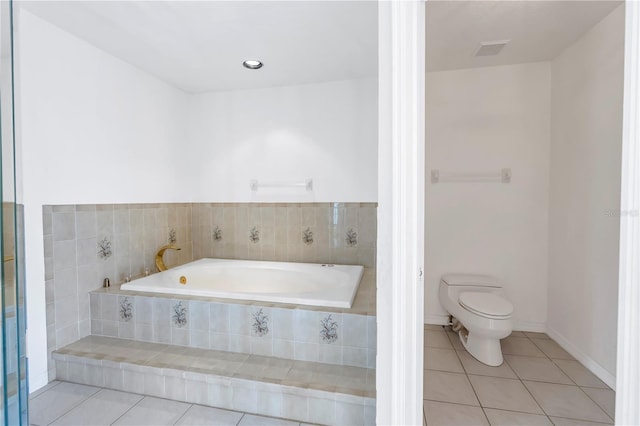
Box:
120;258;364;308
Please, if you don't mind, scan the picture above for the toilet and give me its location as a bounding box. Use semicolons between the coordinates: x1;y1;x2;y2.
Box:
439;274;514;366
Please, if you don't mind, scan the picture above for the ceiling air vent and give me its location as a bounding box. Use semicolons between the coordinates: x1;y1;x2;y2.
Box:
475;40;510;57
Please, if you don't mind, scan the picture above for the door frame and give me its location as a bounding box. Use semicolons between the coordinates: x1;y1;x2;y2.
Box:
376;1;426;424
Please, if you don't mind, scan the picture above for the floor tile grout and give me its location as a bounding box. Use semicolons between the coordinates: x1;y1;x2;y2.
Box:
44;384;101;426
32;382;306;426
575;386;615;422
108;393;149;426
423;325;615;425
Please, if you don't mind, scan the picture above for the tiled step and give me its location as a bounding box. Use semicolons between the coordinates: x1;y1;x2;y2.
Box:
53;336;375;425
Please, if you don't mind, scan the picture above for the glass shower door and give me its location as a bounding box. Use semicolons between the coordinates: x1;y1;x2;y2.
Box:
0;0;28;424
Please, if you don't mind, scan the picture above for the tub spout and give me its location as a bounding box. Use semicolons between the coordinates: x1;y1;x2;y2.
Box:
155;244;181;272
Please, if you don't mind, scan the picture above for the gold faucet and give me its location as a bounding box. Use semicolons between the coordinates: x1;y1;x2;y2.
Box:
155;244;181;272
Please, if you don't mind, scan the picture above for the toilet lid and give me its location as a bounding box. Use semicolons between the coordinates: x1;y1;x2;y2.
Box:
459;292;513;318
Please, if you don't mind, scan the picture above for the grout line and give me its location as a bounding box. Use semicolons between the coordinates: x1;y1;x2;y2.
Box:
29;381;62;401
108;393;147;425
575;386;615;422
236;413;245;425
422;397;482;408
548;414;613;425
172;402;194;425
424;331;615;424
481;406;557;425
41;383;101;425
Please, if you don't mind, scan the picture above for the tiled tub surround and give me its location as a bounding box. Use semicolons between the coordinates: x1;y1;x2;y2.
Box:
190;203;376;267
43;204;194;381
89;269;376;368
52;336;375;425
43;202;376;380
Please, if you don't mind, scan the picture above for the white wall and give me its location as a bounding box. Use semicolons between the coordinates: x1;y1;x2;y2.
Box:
18;10;190;390
186;78;378;202
547;4;624;386
18;9;378;391
424;62;551;330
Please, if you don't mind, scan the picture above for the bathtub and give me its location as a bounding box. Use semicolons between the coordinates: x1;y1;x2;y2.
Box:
120;258;364;308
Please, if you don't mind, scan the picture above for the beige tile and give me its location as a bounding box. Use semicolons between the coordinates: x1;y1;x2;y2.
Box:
531;339;574;360
549;416;612;425
424;348;464;373
468;375;544;414
582;387;615;420
425;330;454;349
28;381;62;400
505;356;574;385
424;324;446;331
176;405;243;425
446;331;465;350
553;360;609;389
30;382;101;426
112;396;191;425
523;381;611;424
525;332;551;340
423;370;479;406
456;350;517;379
423;400;488;426
51;389;143;426
484;408;552;425
501;337;546;357
238;414;299;426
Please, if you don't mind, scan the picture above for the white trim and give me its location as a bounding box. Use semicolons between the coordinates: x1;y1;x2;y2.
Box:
424;315;450;326
547;326;616;390
376;1;425;424
616;0;640;423
513;321;546;333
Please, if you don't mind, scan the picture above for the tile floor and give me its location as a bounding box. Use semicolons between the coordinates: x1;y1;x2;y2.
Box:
423;325;615;425
29;381;307;426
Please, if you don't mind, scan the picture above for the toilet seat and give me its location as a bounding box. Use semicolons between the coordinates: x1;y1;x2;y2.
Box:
459;292;513;319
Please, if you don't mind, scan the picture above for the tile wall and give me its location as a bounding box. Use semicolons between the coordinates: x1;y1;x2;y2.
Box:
191;203;376;267
89;292;376;368
43;203;193;380
43;202;377;379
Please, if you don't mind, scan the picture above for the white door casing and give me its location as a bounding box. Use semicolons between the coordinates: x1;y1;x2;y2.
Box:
615;1;640;424
376;1;426;424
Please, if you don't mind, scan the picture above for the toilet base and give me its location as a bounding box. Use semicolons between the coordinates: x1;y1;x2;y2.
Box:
458;331;504;366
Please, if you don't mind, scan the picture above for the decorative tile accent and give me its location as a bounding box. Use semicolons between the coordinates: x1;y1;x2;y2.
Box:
169;228;177;244
172;302;187;327
213;226;222;242
46;202;376;376
345;228;358;247
303;227;314;245
251;308;269;337
320;314;339;344
119;297;133;322
249;227;260;244
98;237;112;259
90;288;376;366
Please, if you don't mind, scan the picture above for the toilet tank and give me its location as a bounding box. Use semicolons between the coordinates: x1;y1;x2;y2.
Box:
441;274;501;287
440;274;505;300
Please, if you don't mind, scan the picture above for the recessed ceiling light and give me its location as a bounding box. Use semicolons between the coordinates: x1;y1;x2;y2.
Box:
243;60;263;70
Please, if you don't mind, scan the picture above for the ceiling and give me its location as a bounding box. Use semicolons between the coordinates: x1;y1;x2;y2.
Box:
426;0;622;72
21;1;378;93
